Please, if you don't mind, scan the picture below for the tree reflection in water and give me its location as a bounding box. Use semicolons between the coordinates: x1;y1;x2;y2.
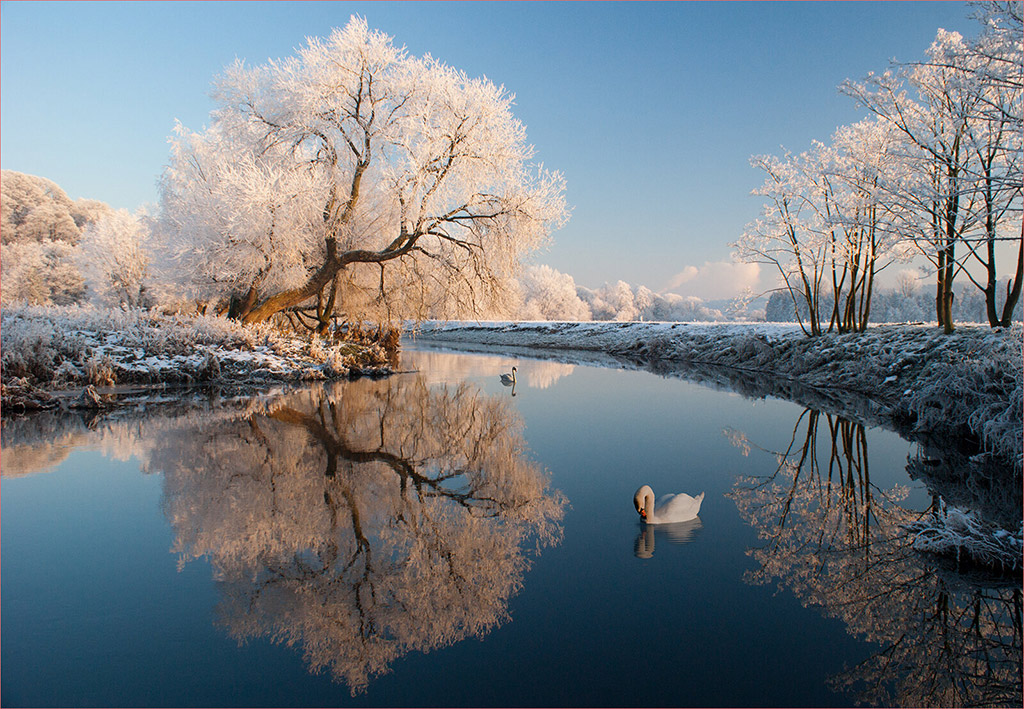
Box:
726;410;1022;707
146;375;566;694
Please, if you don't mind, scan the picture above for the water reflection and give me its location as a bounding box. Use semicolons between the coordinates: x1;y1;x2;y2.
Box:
404;348;576;389
137;376;568;694
726;409;1022;707
633;519;703;559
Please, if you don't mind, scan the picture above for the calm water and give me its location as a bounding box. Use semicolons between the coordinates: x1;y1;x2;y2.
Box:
2;344;1020;707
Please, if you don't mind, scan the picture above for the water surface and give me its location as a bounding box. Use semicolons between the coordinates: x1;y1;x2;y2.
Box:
2;344;1020;706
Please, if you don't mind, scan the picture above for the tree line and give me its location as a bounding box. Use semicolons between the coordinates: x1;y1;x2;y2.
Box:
734;1;1022;335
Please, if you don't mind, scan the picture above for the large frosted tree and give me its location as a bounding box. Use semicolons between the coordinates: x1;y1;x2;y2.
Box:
842;23;1022;332
158;17;567;326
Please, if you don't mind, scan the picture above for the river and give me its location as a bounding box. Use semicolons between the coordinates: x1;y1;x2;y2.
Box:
2;343;1020;706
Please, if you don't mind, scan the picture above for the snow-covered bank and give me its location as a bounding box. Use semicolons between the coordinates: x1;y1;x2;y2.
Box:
411;320;1022;462
1;305;391;411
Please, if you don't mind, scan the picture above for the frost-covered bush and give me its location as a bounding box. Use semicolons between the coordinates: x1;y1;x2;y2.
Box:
0;304;391;398
1;304;250;387
902;324;1023;461
906;505;1023;571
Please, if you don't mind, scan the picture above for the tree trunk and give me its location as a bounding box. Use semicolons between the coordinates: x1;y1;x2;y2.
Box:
228;283;260;321
1000;224;1024;327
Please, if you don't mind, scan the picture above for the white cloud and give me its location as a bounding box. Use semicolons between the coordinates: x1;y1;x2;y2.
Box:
661;261;763;300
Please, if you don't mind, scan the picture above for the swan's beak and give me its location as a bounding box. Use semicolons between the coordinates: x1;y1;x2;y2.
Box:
639;509;647;519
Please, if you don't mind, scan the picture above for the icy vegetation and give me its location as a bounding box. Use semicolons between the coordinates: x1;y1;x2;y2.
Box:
1;305;391;411
905;504;1023;572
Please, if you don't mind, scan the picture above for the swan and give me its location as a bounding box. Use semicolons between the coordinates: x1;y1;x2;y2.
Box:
633;484;704;524
499;366;517;385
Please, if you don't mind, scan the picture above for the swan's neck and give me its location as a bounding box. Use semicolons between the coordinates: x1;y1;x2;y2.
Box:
644;493;654;520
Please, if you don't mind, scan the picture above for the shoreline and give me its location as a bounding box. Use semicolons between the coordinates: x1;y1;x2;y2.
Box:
0;305;393;414
410;320;1023;464
4;309;1020;466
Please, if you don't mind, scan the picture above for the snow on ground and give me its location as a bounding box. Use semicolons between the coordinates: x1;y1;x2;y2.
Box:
1;304;391;411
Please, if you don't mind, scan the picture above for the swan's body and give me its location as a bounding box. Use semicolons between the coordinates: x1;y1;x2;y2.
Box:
633;484;704;524
499;366;517;385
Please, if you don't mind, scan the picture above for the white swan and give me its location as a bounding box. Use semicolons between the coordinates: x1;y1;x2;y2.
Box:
499;366;517;385
633;484;704;524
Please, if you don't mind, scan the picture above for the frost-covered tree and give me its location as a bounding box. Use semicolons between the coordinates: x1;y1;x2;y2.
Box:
158;120;326;317
958;4;1023;327
0;239;85;306
159;17;567;327
517;265;591;321
734;148;834;335
574;280;723;322
78;208;153;308
0;171;112;306
1;171;111;245
736;123;914;336
579;280;641;321
842;24;1022;332
824;118;915;332
643;292;724;322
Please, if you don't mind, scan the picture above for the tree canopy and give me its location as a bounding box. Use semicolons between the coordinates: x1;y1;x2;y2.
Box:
158;17;568;327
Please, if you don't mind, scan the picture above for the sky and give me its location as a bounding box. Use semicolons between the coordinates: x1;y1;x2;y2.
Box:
1;1;980;300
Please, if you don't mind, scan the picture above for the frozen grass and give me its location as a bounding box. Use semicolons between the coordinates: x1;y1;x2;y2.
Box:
1;304;390;409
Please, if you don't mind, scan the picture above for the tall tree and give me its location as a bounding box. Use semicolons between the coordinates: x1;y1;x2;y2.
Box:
960;2;1023;326
735;149;833;336
158;17;567;327
77;208;154;308
842;26;1022;332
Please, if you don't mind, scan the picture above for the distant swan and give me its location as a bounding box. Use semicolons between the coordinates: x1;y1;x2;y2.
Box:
500;366;517;385
633;484;704;524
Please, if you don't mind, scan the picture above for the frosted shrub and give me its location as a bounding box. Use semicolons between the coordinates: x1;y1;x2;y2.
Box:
308;335;328;363
1;303;392;403
904;327;1023;461
906;505;1023;571
323;349;350;378
85;355;117;387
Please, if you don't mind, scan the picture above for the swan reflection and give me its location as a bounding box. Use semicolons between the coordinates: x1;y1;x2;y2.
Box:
144;375;566;694
634;518;703;559
726;408;1022;706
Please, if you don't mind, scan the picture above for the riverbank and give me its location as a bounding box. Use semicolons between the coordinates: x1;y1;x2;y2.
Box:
411;320;1023;463
0;305;392;413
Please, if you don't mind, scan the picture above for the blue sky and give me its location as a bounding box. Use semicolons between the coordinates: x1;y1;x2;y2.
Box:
1;1;978;297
